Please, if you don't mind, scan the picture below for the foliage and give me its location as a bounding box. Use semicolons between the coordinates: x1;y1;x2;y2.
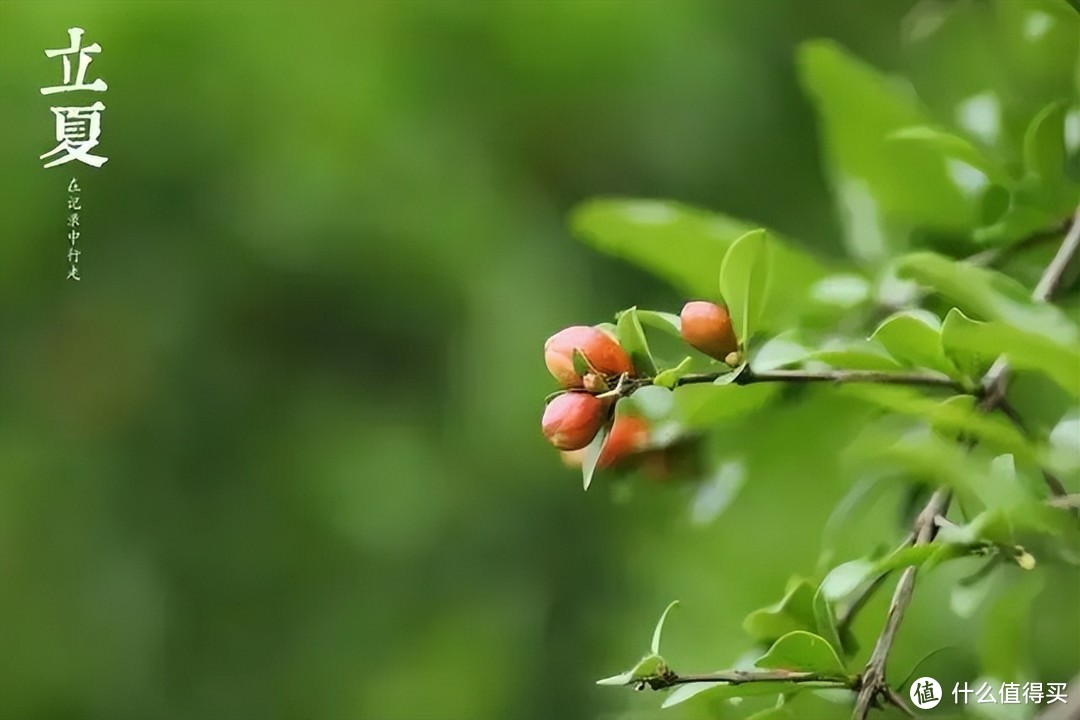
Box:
549;2;1080;717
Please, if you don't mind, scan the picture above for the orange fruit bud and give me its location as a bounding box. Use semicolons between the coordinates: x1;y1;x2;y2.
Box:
598;414;650;469
680;301;738;360
544;325;634;388
542;392;606;450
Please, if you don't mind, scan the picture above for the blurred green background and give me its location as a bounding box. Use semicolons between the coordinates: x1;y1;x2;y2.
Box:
1;2;1074;719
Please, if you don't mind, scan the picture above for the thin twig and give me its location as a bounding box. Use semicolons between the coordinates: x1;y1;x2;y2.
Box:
1033;208;1080;302
851;488;951;719
671;368;963;392
884;686;917;718
646;668;854;690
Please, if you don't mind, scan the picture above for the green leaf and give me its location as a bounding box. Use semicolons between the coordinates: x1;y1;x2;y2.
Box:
938;502;1072;549
713;364;747;385
798;40;984;246
870;310;959;377
634;310;682;338
595;652;664;686
897;646;968;693
615;307;657;376
942;308;1080;398
981;576;1045;681
886;126;1013;222
896;252;1078;343
596;601;680;687
571;199;824;305
572;199;825;328
654;356;693;389
846;423;986;496
651;600;679;655
873;544;942;574
569;199;767;299
820;559;875;602
950;563;1000;619
661;679;806;709
756;631;846;675
808;273;871;309
842;386;1037;462
752;333;811;372
810;340;905;371
719;229;772;348
744;578;818;643
581;425;608;491
812;589;844;658
622;385;674;422
1024;101;1075;204
820;474;896;557
888;126;1010;186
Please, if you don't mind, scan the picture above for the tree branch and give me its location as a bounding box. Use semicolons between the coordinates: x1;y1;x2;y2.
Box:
851;207;1080;720
671;368;963;392
851;488;950;720
1033;207;1080;302
643;668;854;691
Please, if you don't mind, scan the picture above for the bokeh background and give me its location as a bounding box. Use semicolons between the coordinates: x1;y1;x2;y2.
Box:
1;2;1075;719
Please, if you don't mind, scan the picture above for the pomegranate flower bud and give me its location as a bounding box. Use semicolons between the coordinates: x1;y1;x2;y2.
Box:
598;414;650;469
680;301;738;360
542;392;606;451
544;325;634;388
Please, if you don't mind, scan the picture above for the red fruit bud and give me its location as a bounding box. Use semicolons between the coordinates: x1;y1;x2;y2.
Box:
544;325;634;388
542;392;606;451
598;414;650;469
680;301;738;360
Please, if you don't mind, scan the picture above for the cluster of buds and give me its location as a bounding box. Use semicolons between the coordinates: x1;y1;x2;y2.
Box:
541;325;632;450
541;301;738;476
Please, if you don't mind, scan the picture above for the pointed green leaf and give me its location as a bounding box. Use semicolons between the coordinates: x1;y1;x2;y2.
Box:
810;340;905;371
581;425;608;491
981;576;1045;681
661;680;807;709
757;631;846;675
798;40;983;242
654;356;693;389
897;252;1078;343
888;126;1009;184
744;578;818;643
571;199;762;299
616;307;657;376
842;385;1036;462
820;559;875;602
571;199;824;311
719;229;772;348
870;310;959;377
752;332;811;372
635;310;682;338
942;308;1080;398
813;589;844;658
1024;101;1072;194
623;385;673;421
595;653;664;686
651;600;679;655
